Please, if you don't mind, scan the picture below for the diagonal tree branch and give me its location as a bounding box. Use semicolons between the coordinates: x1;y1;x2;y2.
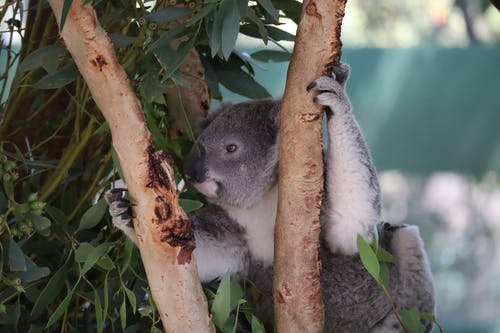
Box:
274;0;348;332
46;1;214;332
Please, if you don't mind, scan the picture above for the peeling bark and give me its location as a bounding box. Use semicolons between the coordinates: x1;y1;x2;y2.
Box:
46;1;213;332
274;0;348;332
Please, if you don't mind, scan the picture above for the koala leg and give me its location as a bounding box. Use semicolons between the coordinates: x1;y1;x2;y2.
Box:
385;224;436;332
309;62;381;255
104;188;138;244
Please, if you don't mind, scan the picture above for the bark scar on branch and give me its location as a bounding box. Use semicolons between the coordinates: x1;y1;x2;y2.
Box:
148;149;196;264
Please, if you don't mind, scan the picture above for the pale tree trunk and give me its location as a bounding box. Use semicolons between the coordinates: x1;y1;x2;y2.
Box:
47;1;214;332
274;0;348;332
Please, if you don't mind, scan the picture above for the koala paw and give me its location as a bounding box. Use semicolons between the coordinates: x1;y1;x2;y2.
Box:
104;188;135;234
307;78;349;116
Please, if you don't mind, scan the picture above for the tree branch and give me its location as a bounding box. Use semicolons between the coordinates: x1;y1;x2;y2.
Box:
46;1;214;332
274;0;347;332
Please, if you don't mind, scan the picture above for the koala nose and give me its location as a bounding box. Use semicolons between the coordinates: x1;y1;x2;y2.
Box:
183;143;207;183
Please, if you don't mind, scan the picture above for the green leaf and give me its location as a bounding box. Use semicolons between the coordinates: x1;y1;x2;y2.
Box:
15;257;50;283
256;0;278;18
186;2;217;26
208;11;222;56
150;327;163;333
216;70;271;99
60;0;74;31
379;263;390;287
219;0;240;59
356;234;380;282
250;50;291;62
124;286;137;314
17;44;68;74
29;214;52;237
146;7;191;23
45;206;68;225
150;24;189;51
46;291;72;327
94;289;104;333
110;34;136;49
376;246;397;263
79;242;113;276
111;148;124;180
76;199;107;233
211;274;244;330
33;62;79;89
251;314;266;333
8;238;27;272
401;307;426;333
75;243;94;263
32;259;69;316
154;35;197;79
266;26;295;41
179;199;204;213
272;0;302;24
120;298;127;330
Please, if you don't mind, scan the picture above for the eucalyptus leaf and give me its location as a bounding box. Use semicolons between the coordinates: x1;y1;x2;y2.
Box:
76;199;107;233
94;289;104;333
33;62;79;90
120;298;127;330
110;34;137;49
59;0;74;31
211;274;244;330
266;26;295;41
15;257;50;283
29;214;51;236
46;291;73;327
111;148;124;180
124;286;137;314
216;70;271;99
146;7;191;23
401;307;426;333
256;0;278;18
17;44;68;74
32;260;69;317
8;238;27;272
250;50;291;62
80;242;113;275
208;11;222;57
356;234;380;282
376;246;397;263
186;2;217;26
154;35;197;79
251;314;266;333
220;0;240;59
179;198;204;213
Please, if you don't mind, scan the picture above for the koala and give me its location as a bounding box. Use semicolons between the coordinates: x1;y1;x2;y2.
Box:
106;62;435;332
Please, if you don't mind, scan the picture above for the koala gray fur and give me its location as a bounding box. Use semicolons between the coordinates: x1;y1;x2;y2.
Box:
105;62;435;332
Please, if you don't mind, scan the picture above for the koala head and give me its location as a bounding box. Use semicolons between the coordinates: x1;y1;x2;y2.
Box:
183;99;280;208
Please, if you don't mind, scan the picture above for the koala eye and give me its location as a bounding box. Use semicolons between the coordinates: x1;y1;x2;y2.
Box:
225;144;238;153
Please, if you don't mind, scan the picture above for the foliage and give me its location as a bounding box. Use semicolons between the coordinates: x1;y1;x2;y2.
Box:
0;0;298;331
356;232;445;333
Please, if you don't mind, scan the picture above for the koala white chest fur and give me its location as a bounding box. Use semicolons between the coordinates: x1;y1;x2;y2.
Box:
106;62;435;333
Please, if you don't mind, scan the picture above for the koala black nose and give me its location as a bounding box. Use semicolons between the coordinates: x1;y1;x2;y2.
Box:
183;143;207;183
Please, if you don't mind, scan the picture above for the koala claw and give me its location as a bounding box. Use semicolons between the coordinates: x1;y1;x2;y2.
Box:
104;188;134;230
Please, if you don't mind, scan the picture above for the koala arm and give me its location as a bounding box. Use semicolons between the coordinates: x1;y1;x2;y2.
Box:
105;190;249;282
310;63;381;255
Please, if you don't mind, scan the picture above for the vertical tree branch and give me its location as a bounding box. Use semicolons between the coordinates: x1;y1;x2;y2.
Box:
46;1;214;332
274;0;347;332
